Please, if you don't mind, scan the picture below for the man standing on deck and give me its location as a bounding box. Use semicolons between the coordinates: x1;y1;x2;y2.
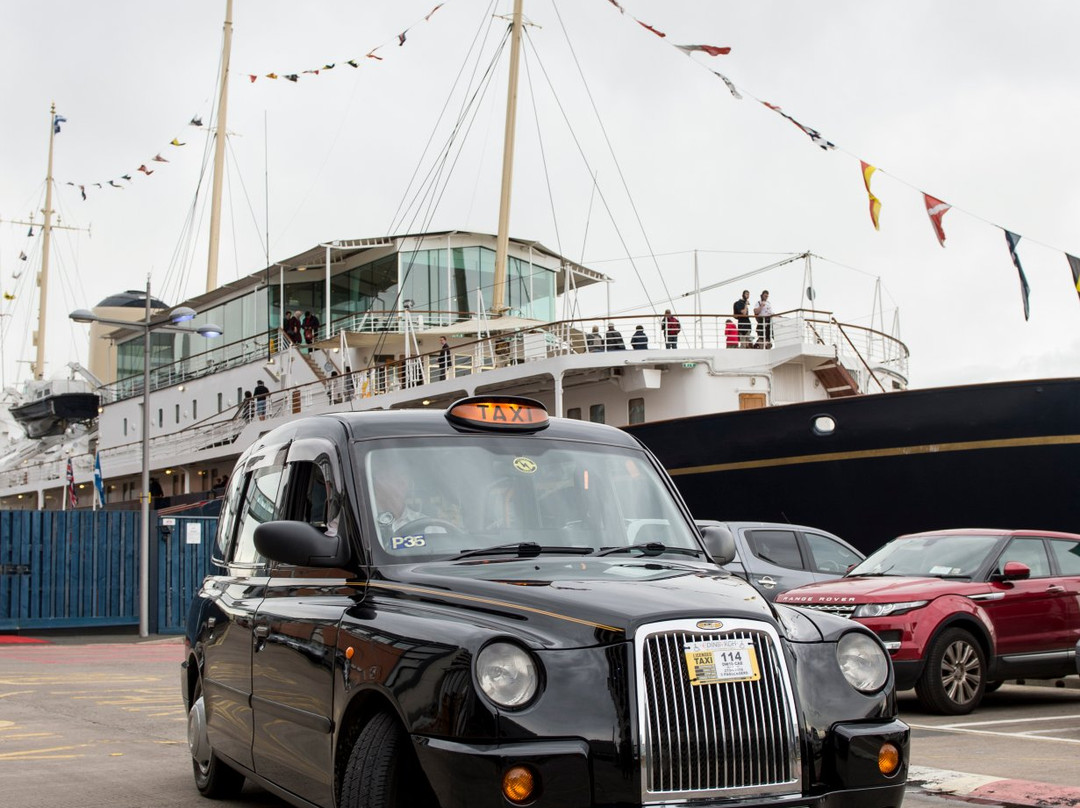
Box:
733;290;752;347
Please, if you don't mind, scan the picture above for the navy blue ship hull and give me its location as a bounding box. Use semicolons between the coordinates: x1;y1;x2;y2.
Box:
626;377;1080;554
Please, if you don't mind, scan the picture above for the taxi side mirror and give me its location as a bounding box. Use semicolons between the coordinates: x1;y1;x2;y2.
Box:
255;521;351;567
993;560;1031;582
699;525;737;566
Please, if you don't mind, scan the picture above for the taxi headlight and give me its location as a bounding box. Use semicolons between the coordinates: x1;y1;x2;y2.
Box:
836;632;889;693
476;642;539;708
853;600;928;618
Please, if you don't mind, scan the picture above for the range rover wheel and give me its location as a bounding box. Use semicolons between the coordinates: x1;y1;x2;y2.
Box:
188;679;245;798
915;628;986;715
340;712;435;808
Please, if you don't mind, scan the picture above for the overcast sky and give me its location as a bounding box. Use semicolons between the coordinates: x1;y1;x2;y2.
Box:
2;0;1078;393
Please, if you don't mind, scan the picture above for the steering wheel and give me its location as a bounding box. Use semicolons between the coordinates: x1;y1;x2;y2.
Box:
395;518;464;539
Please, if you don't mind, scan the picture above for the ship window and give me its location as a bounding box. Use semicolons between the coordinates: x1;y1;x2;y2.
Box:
123;418;128;437
192;399;198;420
217;392;223;413
628;397;645;425
157;408;163;428
589;404;605;424
175;404;180;424
812;414;836;435
566;407;582;420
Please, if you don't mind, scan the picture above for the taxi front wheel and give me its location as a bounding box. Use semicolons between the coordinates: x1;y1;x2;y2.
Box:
188;679;244;798
341;711;435;808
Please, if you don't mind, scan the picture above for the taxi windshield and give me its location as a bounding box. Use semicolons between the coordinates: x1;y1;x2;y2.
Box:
358;437;702;562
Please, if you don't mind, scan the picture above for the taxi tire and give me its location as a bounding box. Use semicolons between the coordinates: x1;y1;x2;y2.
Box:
341;711;432;808
189;680;245;798
915;627;986;715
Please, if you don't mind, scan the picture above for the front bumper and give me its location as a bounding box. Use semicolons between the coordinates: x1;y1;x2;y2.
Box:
412;719;909;808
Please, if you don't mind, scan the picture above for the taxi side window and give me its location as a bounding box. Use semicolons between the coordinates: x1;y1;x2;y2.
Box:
998;537;1051;578
746;530;804;570
232;466;285;565
1049;539;1080;575
288;460;343;536
213;472;247;563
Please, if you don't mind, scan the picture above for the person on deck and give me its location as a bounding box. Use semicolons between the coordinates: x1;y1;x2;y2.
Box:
733;290;752;347
605;323;626;351
754;290;774;348
631;325;649;350
661;309;681;349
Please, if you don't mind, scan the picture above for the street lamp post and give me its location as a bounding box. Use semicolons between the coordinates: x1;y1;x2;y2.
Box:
71;277;222;637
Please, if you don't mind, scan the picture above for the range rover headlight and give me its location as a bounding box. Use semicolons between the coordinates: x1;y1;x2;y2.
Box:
475;642;539;708
853;601;928;618
836;632;889;693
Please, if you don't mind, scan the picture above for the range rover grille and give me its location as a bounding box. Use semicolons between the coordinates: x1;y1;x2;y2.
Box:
637;620;801;801
795;602;857;618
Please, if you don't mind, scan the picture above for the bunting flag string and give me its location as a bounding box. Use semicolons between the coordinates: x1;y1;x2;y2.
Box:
923;194;951;247
595;0;1079;318
1066;254;1080;303
860;161;882;230
60;116;204;202
1004;231;1032;321
245;2;445;85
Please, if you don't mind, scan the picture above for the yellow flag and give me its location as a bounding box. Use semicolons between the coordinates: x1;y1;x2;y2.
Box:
861;161;882;230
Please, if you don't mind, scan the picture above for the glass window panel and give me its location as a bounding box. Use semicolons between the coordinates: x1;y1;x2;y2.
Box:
1049;540;1080;575
805;532;862;573
746;529;804;570
998;537;1051;578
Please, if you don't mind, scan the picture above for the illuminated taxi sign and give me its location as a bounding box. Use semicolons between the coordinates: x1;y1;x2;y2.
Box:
446;396;550;432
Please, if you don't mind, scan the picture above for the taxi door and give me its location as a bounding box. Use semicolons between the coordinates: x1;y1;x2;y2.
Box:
198;459;284;771
250;438;360;807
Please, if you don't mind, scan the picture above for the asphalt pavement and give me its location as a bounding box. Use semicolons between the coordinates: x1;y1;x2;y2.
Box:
0;631;1077;808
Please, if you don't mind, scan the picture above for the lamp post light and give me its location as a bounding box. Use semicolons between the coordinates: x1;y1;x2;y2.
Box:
70;277;222;638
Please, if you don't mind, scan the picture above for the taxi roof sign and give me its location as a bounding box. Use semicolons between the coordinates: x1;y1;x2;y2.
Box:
446;396;550;432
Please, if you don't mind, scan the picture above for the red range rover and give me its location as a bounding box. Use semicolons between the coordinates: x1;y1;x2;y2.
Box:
777;529;1080;714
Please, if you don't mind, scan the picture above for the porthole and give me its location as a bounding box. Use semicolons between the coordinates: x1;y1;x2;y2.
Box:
812;414;836;435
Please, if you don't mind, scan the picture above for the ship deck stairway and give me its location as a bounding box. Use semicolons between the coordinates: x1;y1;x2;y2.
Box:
813;360;860;398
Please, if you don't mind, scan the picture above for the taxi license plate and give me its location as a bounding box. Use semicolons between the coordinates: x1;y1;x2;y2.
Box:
683;638;760;685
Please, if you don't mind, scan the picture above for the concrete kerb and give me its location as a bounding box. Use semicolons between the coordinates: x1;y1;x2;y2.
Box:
910;766;1080;807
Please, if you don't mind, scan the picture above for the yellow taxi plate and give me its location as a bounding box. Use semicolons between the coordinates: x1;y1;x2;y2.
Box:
683;638;761;685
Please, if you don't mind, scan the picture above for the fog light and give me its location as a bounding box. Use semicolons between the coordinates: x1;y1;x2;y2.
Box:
878;742;900;776
502;765;536;803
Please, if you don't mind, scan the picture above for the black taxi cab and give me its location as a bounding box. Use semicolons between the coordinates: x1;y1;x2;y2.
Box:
181;396;908;808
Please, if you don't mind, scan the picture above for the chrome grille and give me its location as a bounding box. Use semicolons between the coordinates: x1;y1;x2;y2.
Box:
636;619;801;802
796;603;857;618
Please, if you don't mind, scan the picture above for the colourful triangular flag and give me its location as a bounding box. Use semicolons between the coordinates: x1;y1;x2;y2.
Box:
284;74;299;82
366;49;383;61
711;71;742;99
249;74;258;83
18;251;27;261
347;59;359;68
923;194;951;247
27;226;34;237
636;20;666;38
425;4;444;21
121;174;132;181
3;292;14;301
108;180;122;188
398;32;407;46
190;115;204;126
674;44;732;56
860;162;882;230
153;153;168;162
138;164;154;175
1004;230;1031;321
53;114;68;134
1066;254;1080;303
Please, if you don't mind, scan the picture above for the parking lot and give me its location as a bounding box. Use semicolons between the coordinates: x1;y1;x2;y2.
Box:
0;637;1077;808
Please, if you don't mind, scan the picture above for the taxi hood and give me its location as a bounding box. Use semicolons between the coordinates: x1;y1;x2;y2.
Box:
381;556;778;648
778;575;980;605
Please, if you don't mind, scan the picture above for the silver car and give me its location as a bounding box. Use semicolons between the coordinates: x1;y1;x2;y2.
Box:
697;520;864;600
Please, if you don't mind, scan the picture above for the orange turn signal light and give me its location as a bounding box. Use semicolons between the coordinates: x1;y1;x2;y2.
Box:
878;742;900;776
502;765;537;803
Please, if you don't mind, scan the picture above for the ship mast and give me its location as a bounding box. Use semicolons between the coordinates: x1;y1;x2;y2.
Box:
33;104;59;380
205;0;234;293
491;0;525;316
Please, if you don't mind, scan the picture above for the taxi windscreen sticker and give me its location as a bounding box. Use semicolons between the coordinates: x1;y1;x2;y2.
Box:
513;457;537;473
683;638;761;685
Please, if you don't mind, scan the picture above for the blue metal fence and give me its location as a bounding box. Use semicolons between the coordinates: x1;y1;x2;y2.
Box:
156;516;220;634
0;510;140;630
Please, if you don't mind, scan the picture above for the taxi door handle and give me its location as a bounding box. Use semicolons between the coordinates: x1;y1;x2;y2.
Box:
755;576;777;589
254;625;270;639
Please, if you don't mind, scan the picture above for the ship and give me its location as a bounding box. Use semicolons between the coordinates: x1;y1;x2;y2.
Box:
1;2;1076;554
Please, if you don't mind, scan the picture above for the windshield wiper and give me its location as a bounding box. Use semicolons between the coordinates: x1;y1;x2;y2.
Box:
593;542;702;558
450;542;593;561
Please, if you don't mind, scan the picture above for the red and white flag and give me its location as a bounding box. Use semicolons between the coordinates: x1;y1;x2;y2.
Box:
923;194;951;247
